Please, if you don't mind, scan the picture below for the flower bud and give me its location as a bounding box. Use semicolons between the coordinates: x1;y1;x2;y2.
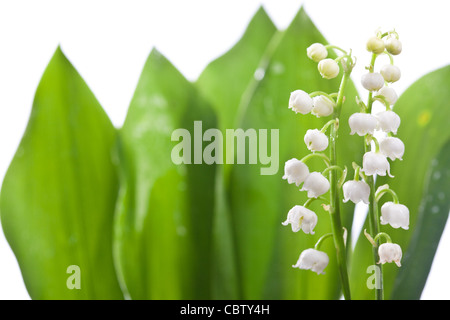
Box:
282;205;318;234
380;202;410;230
380;137;405;160
282;158;310;186
318;58;339;79
375;110;401;134
289;90;313;114
292;248;329;274
348;113;378;136
312;95;335;117
380;64;401;83
361;72;385;91
300;172;330;198
307;43;328;62
385;37;402;55
362;151;392;177
304;129;328;152
342;180;370;204
366;36;385;54
378;243;402;267
376;86;398;105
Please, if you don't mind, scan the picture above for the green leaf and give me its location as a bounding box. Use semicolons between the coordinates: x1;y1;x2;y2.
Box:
350;65;450;299
113;49;217;299
228;7;362;299
0;47;123;299
195;7;277;299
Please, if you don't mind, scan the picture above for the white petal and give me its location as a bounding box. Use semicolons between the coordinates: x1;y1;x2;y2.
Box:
348;113;378;136
304;129;329;152
343;180;370;204
361;73;384;91
300;172;330;198
289;90;313;114
282;158;310;186
380;137;405;161
376;110;401;134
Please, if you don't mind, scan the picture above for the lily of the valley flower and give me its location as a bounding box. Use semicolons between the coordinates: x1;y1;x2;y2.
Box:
378;242;402;267
300;172;330;198
307;43;328;62
361;72;384;91
348;113;378;136
289;90;313;114
282;205;318;234
376;110;401;134
366;36;385;54
312;95;335;117
380;64;401;83
318;58;340;79
282;158;310;186
362;151;392;177
343;180;370;204
304;129;329;152
377;86;398;105
380;137;405;160
385;37;402;55
292;248;329;274
380;202;410;230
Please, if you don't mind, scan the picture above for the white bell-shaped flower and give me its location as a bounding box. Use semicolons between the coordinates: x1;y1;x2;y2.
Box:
376;110;401;134
361;72;385;91
362;151;392;177
307;43;328;62
289;90;313;114
318;58;339;79
380;64;401;83
282;205;318;234
300;172;330;198
378;243;402;267
376;86;398;105
380;137;405;160
292;248;329;275
282;158;310;186
385;37;402;55
348;113;378;136
380;202;410;230
304;129;328;152
312;95;335;117
342;180;370;204
366;36;385;54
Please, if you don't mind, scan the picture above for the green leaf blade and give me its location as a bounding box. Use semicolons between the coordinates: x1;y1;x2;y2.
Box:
114;49;217;299
0;47;123;299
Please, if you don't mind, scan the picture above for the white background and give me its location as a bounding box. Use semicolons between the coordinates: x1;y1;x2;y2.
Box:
0;0;449;299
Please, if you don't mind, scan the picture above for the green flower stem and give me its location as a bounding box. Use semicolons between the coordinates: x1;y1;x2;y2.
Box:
366;52;384;300
373;232;392;244
324;44;348;55
375;187;400;204
314;233;334;250
300;153;331;167
329;69;351;300
320;119;338;134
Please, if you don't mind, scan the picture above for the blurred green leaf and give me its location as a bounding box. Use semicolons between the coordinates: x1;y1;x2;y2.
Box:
350;65;450;299
113;49;217;299
195;7;277;299
0;47;123;299
228;7;362;299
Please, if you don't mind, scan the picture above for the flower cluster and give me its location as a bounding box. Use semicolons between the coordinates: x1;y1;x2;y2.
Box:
281;31;410;289
282;43;355;275
350;30;409;267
